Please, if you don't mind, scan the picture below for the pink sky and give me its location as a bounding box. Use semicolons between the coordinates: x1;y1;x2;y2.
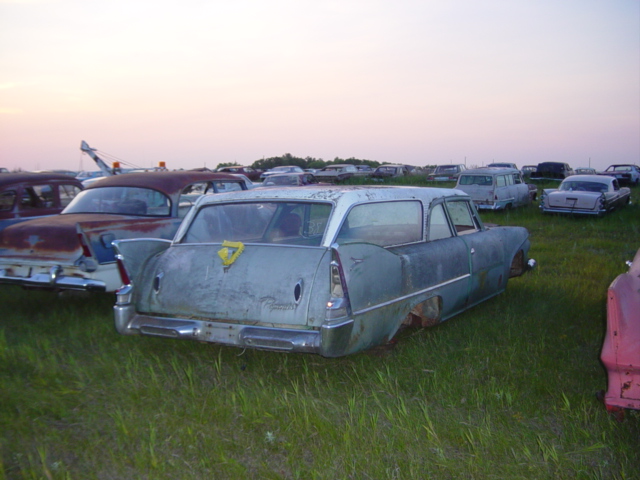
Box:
1;0;638;172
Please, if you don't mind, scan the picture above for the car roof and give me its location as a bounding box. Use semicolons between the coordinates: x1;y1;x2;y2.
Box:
195;185;466;207
266;172;307;177
0;172;84;188
84;171;242;194
460;167;519;175
564;175;612;183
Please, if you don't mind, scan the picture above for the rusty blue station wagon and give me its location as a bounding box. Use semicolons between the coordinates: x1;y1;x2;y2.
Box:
113;185;535;357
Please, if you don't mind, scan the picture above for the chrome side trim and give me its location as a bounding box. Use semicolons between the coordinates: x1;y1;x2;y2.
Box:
353;273;471;316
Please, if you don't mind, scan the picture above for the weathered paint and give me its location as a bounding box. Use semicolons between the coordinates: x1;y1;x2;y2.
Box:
0;173;84;232
0;171;246;292
540;175;630;215
113;186;535;356
601;249;640;413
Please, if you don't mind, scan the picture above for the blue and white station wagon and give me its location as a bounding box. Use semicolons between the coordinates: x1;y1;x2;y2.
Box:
113;186;536;357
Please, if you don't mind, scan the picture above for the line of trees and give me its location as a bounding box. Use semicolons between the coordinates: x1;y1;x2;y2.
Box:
217;153;383;172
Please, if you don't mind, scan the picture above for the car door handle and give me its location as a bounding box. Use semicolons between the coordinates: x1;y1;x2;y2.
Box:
470;248;475;254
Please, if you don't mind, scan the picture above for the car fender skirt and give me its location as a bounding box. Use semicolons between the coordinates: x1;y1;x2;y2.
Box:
113;306;356;357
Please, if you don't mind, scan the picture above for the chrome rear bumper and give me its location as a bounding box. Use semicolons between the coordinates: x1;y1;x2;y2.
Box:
0;267;107;292
114;303;354;357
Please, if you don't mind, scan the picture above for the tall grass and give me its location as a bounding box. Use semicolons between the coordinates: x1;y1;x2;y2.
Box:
1;182;638;479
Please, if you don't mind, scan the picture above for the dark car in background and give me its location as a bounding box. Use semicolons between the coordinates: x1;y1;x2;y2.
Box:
260;173;325;187
260;166;305;180
530;162;574;180
0;173;83;233
427;164;467;182
371;164;411;179
216;166;262;182
598;164;640;186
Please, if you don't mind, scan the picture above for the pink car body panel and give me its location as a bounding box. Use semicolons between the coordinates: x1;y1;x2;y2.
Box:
601;248;640;411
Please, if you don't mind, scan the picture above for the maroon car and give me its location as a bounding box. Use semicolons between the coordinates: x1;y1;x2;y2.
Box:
216;166;262;181
0;171;247;292
0;172;83;233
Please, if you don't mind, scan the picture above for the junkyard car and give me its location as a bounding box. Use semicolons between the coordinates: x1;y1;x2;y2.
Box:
261;173;323;187
113;186;535;357
540;175;630;216
371;165;411;179
0;173;83;233
521;165;537;178
217;165;262;182
455;167;534;210
486;162;518;170
260;166;304;180
530;162;574;180
426;164;466;181
313;164;365;183
0;171;246;292
598;164;640;186
574;167;597;175
600;248;640;417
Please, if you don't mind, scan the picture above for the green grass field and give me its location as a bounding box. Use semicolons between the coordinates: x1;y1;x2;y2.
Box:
1;181;639;479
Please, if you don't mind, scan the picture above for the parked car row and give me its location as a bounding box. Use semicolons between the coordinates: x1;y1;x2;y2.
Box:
112;185;536;357
0;171;248;292
1;158;637;419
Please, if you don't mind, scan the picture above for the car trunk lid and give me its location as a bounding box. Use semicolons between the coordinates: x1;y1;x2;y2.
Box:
548;192;599;210
138;244;330;327
0;213;181;265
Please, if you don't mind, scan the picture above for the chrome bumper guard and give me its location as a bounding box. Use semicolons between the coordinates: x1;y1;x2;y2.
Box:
0;267;106;292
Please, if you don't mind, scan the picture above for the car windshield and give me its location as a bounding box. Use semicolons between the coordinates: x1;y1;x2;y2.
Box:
559;181;608;193
435;166;457;174
182;201;332;246
458;175;493;186
63;187;171;216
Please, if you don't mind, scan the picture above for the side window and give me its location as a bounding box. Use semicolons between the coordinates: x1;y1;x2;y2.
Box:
447;200;479;235
428;203;453;241
22;185;54;209
513;174;522;184
179;182;208;217
612;180;620;191
59;184;83;207
496;176;506;187
211;181;244;193
336;201;423;247
0;190;16;211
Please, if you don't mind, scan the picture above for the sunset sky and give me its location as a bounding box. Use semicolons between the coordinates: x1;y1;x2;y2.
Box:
1;0;638;172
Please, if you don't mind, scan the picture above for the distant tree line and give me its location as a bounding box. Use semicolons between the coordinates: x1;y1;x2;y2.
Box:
217;154;383;171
